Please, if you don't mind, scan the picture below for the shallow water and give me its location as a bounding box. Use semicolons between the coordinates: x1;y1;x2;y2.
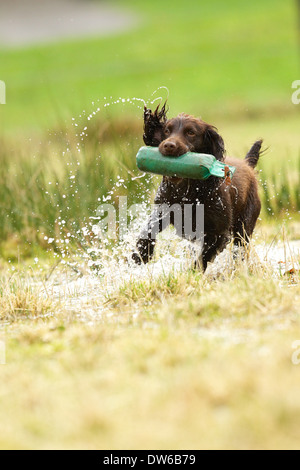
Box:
42;236;300;323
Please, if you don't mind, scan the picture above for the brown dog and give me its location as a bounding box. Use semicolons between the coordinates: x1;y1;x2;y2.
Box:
132;104;262;271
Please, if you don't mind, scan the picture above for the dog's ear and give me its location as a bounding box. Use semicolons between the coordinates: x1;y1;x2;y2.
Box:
203;125;225;161
143;101;168;146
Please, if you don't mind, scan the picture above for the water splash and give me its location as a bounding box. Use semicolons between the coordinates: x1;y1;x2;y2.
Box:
70;87;169;136
45;89;181;276
148;86;170;107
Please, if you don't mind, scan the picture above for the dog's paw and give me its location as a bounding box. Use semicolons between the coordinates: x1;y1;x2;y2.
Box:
131;251;143;265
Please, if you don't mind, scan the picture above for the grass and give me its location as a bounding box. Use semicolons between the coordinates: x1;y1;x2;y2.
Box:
0;273;52;322
0;253;300;449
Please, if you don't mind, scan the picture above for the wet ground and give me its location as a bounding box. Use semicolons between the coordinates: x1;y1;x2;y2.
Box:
43;238;300;322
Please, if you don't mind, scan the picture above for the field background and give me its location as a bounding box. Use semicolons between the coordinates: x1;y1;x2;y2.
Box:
0;0;298;135
0;0;300;450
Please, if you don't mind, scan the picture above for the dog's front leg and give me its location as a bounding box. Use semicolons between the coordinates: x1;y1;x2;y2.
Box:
195;232;230;272
132;205;170;265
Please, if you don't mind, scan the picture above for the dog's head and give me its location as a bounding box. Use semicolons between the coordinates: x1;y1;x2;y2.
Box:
143;104;225;162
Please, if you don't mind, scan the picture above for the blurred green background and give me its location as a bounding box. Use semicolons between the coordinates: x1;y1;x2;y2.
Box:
0;0;298;134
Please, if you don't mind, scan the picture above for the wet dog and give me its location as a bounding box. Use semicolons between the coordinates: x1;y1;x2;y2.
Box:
132;104;263;271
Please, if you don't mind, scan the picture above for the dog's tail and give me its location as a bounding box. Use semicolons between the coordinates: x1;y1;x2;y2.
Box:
245;139;264;168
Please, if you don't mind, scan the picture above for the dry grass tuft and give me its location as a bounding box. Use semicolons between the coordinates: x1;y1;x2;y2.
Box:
0;273;54;322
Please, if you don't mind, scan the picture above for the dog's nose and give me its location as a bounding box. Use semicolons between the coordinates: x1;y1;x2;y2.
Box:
159;139;188;157
161;140;177;155
163;141;176;152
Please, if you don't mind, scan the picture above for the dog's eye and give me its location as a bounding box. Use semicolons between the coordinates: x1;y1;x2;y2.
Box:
165;128;171;136
186;129;196;137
